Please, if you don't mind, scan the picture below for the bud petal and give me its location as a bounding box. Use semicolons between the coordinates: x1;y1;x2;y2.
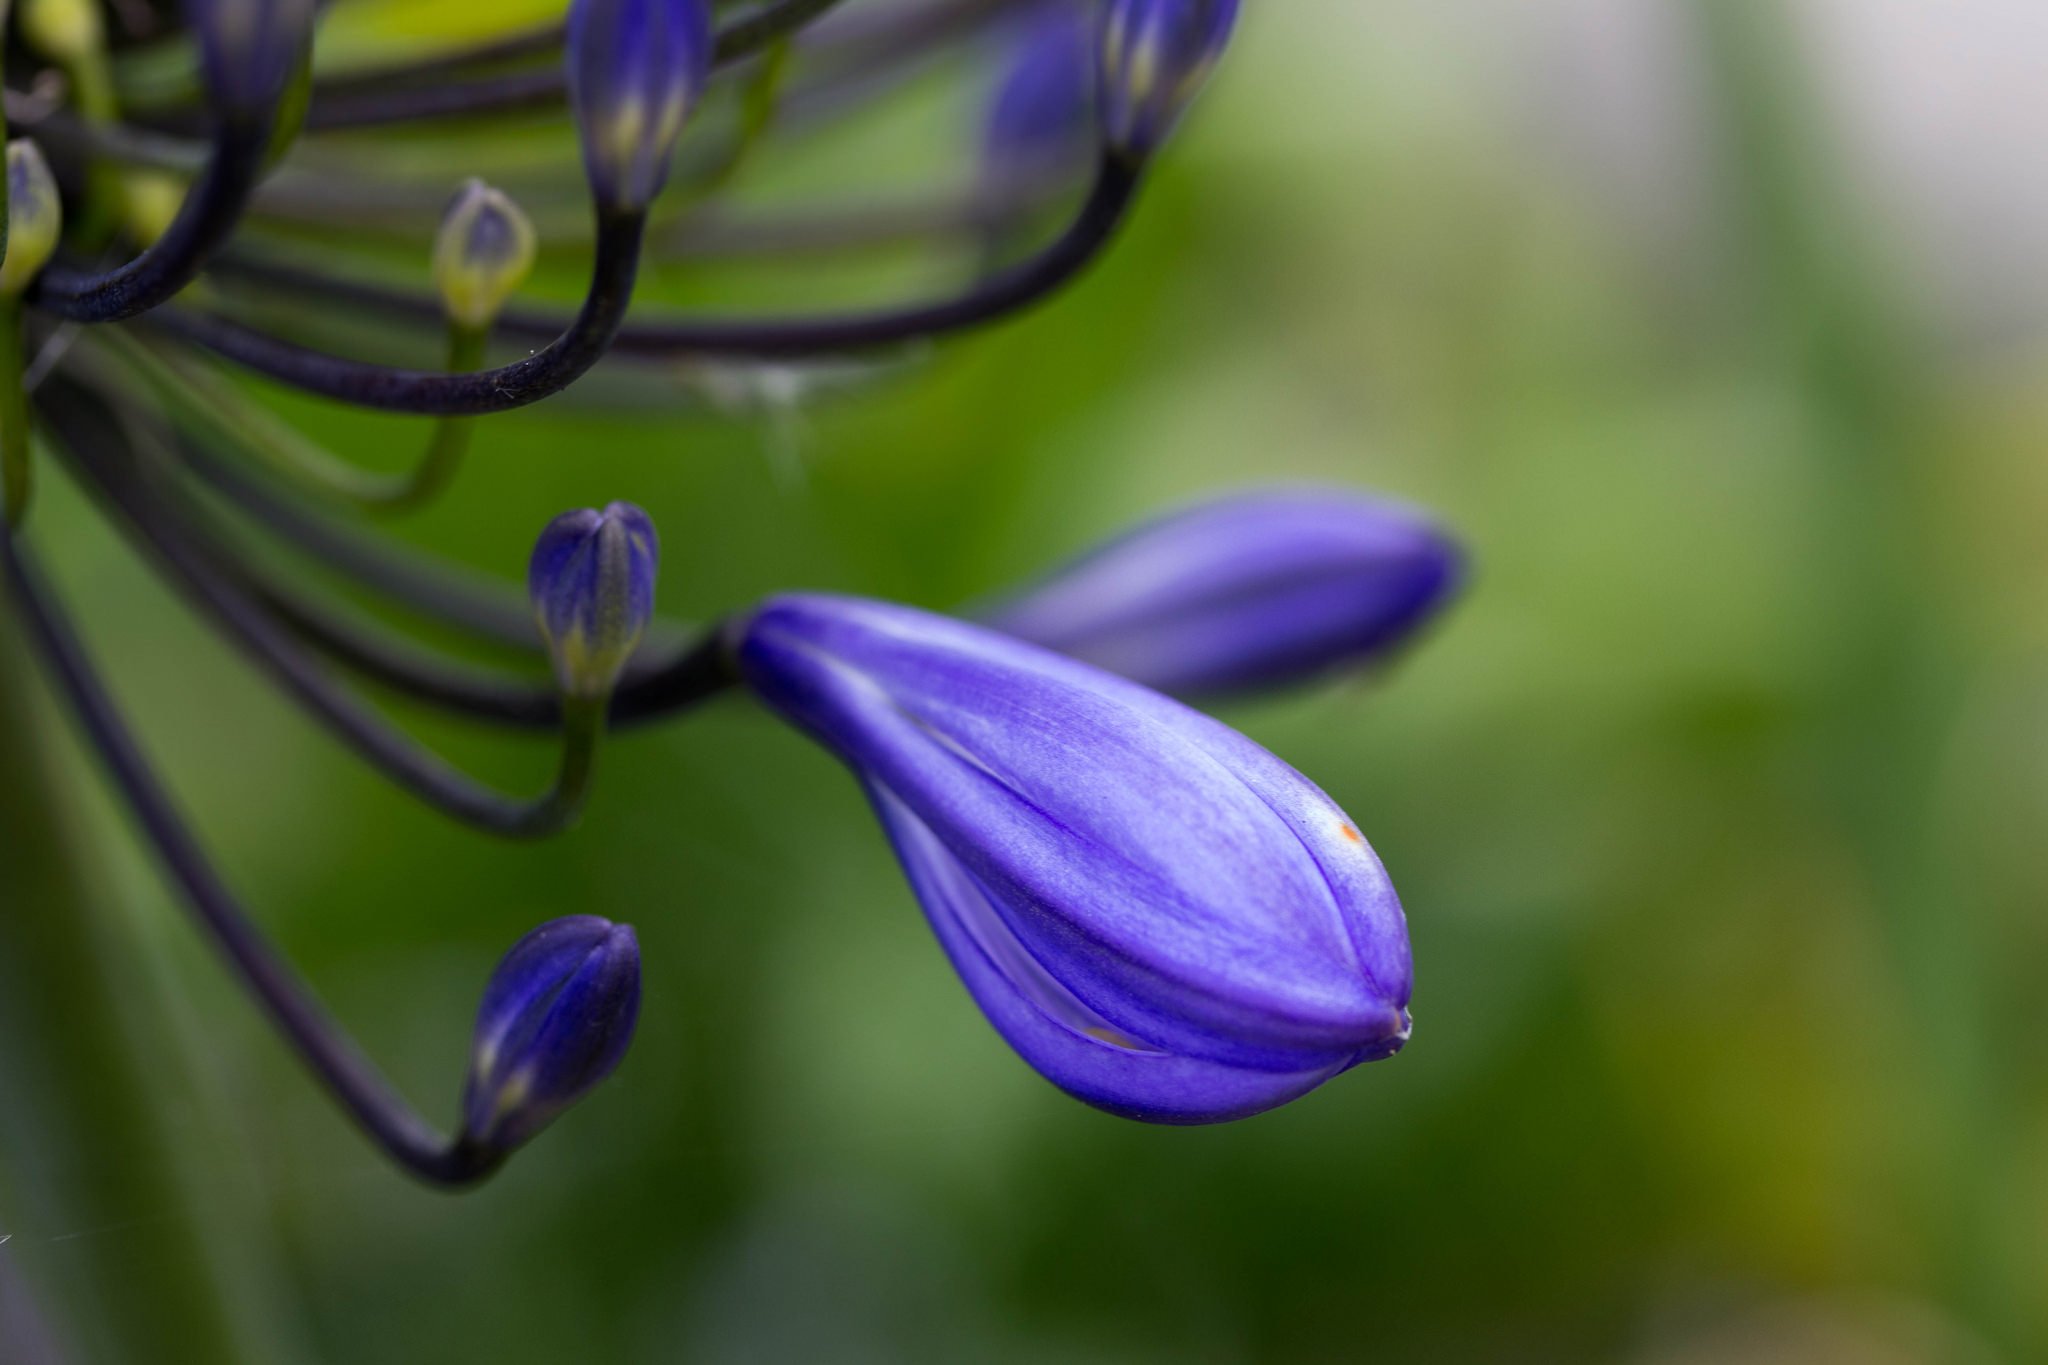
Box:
462;916;642;1152
982;4;1095;186
738;595;1412;1124
1098;0;1240;161
529;502;661;700
433;179;539;331
185;0;317;126
1;142;64;297
566;0;715;212
986;489;1465;698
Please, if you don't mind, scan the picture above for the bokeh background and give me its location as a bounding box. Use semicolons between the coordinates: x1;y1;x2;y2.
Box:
4;1;2048;1361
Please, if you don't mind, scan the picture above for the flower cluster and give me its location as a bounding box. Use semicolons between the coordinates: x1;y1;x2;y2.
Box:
0;0;1463;1185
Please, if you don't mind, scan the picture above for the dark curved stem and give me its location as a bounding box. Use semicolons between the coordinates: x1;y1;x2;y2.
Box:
0;530;502;1189
146;208;648;415
258;576;734;731
203;154;1139;359
44;401;606;838
303;0;852;132
26;122;269;322
150;430;734;726
173;434;548;651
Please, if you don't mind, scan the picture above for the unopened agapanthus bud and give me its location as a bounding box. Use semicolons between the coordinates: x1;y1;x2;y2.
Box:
566;0;715;213
986;489;1464;698
20;0;105;67
1098;0;1240;161
461;916;641;1153
529;502;661;700
738;595;1412;1124
983;4;1094;187
186;0;316;126
1;142;63;297
120;170;188;248
433;180;539;331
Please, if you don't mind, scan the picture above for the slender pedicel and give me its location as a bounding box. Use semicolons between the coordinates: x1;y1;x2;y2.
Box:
22;0;313;322
0;531;636;1188
302;0;849;132
46;404;628;839
140;207;647;416
168;153;1139;361
131;0;717;413
1;141;61;525
46;404;728;729
93;327;474;514
168;433;555;651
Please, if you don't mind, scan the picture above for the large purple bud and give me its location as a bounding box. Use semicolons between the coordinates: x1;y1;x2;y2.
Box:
736;595;1413;1124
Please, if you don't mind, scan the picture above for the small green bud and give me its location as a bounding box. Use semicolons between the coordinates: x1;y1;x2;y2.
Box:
20;0;105;67
121;170;187;248
1;142;64;297
432;180;539;332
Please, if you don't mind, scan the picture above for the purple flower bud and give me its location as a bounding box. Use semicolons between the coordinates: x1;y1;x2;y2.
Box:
529;503;660;700
983;4;1095;186
185;0;316;126
1098;0;1240;161
566;0;715;212
462;916;641;1153
737;595;1412;1124
985;488;1464;698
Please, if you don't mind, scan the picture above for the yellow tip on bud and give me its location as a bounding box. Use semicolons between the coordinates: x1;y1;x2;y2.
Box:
1;141;64;297
120;171;188;249
20;0;105;66
432;179;539;332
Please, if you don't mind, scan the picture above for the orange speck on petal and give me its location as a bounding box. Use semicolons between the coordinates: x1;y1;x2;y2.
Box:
1339;824;1362;844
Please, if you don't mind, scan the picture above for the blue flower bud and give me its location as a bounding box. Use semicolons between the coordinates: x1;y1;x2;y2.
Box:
1098;0;1240;161
566;0;715;212
986;488;1464;698
185;0;316;126
738;595;1412;1124
462;916;641;1152
982;4;1095;187
529;503;661;700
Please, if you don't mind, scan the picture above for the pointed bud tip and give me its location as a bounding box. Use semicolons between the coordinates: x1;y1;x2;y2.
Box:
529;502;661;700
433;179;539;330
566;0;716;211
1;141;64;297
1098;0;1241;161
21;0;106;65
186;0;316;124
462;916;642;1154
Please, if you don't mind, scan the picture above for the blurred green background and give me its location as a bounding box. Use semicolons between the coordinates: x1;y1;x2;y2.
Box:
5;1;2048;1362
